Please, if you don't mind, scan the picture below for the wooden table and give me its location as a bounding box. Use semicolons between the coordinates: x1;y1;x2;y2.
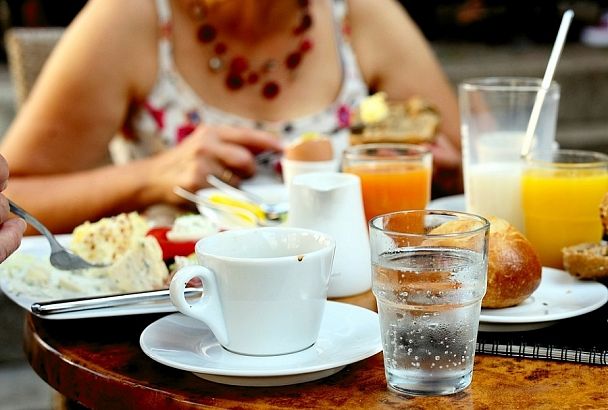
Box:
24;291;608;409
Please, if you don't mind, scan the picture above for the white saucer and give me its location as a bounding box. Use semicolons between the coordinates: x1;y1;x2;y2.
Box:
140;301;382;387
479;267;608;331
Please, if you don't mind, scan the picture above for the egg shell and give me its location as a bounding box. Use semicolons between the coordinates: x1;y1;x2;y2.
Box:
284;138;334;161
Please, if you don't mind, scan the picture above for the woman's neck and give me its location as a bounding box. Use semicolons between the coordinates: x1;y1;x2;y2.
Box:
203;0;305;40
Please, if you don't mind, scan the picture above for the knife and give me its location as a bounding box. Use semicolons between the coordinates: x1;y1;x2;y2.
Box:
31;288;203;316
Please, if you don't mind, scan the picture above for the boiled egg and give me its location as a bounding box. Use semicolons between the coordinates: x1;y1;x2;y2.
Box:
284;132;333;161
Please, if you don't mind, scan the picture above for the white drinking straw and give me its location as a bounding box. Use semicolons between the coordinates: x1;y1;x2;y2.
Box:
520;9;574;159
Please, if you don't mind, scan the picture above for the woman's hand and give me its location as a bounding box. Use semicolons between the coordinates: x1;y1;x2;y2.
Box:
0;154;26;262
423;134;464;198
424;134;461;171
144;125;283;205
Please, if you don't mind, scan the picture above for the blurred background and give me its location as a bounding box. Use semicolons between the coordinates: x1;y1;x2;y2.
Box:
402;0;605;44
0;1;607;409
0;0;606;150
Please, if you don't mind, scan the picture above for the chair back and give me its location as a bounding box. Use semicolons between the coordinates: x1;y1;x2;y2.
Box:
4;27;65;109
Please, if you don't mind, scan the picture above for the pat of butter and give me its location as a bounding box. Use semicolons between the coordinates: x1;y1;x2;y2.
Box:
166;214;217;242
360;92;389;124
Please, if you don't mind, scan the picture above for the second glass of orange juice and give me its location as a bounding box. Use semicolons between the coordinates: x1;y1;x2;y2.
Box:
522;149;608;268
342;144;432;222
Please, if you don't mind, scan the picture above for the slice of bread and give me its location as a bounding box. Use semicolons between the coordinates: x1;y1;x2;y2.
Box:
70;212;169;292
350;96;440;145
600;192;608;240
562;242;608;280
561;192;608;280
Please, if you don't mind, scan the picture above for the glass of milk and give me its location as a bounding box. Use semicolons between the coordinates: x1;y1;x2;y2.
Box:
459;77;560;232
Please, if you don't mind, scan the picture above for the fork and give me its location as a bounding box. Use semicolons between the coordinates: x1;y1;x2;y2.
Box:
8;199;107;271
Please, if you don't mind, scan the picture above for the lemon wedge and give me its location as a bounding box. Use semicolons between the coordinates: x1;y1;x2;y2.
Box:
207;193;266;221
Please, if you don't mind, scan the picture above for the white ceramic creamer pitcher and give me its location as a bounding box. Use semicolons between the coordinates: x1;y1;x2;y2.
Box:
287;172;372;297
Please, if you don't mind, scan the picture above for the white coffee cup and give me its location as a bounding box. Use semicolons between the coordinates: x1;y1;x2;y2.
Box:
281;158;339;187
169;227;336;356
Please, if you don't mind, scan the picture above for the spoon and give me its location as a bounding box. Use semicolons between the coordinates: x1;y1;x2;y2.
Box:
206;175;288;222
9;199;107;270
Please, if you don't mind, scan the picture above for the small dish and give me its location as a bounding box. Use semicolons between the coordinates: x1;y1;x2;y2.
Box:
139;301;382;387
196;184;289;228
197;184;288;208
206;175;288;222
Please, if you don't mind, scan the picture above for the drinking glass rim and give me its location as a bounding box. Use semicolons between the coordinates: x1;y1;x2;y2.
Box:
369;210;490;238
342;143;430;161
459;77;560;93
525;149;608;169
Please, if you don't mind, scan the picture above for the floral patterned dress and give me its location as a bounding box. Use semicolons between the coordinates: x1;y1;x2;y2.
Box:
113;0;369;184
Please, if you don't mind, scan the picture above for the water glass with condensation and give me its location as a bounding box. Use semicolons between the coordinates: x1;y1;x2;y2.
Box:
369;210;489;396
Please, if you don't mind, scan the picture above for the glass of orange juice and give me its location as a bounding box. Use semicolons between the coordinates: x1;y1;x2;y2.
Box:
342;144;432;222
522;149;608;268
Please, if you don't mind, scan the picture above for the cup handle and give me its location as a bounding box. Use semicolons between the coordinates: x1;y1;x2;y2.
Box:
169;265;228;346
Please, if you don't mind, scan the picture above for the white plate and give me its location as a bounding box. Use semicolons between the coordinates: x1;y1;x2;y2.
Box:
139;301;382;387
480;267;608;325
0;235;178;320
427;197;608;331
427;194;465;212
478;321;557;333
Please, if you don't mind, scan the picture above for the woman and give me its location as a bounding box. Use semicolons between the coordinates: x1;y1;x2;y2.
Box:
0;0;461;233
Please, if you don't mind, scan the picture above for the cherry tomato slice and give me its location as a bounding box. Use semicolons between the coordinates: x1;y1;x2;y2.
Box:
146;227;197;260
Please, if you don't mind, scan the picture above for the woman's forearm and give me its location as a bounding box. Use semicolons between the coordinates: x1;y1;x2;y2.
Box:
5;159;159;234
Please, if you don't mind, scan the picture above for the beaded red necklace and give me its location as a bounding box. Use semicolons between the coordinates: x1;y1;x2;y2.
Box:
191;0;314;99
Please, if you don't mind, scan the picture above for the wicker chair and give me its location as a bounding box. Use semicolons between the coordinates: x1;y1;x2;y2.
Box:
4;27;65;109
2;27;124;165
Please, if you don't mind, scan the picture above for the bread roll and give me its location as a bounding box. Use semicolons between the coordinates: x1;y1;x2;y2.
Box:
429;216;542;308
483;217;542;308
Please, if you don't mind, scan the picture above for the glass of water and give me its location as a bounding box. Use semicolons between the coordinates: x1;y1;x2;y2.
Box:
369;210;489;396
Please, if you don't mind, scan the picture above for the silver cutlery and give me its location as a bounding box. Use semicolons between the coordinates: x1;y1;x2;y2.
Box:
8;199;107;271
254;150;281;165
206;175;288;222
31;287;203;316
